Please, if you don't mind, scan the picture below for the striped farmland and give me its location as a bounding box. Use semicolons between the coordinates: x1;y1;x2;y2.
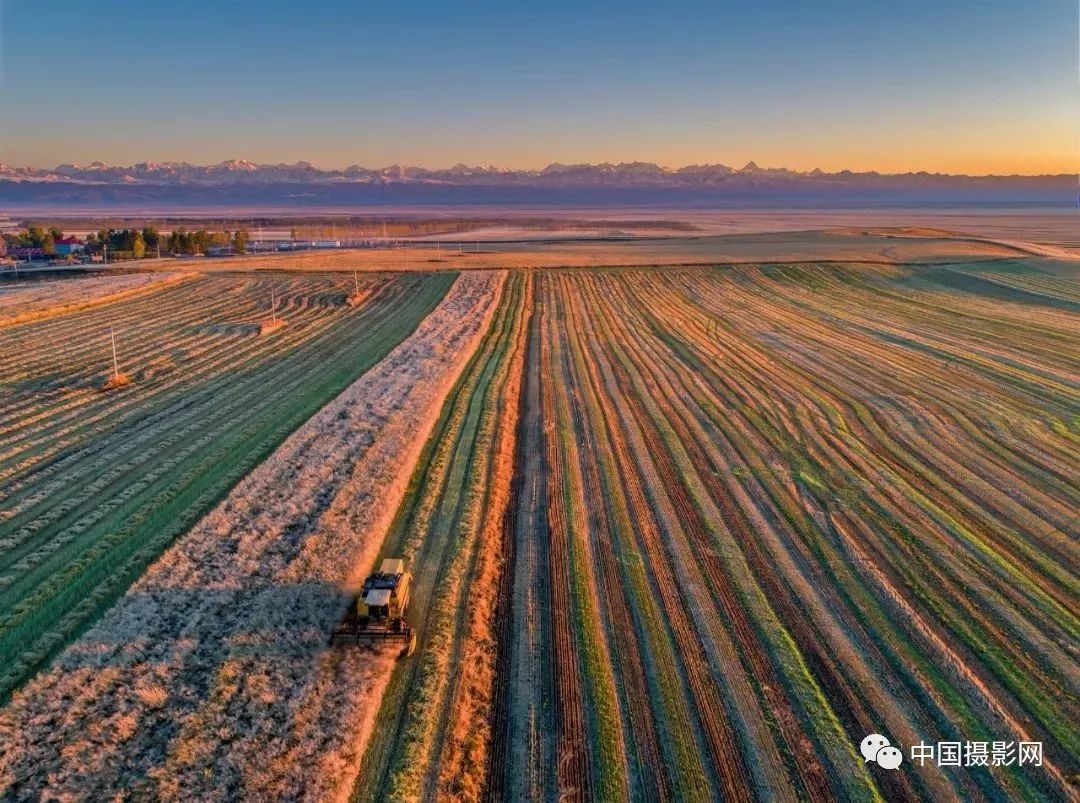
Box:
0;271;454;701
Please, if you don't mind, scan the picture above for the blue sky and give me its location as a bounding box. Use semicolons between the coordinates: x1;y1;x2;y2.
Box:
0;0;1075;172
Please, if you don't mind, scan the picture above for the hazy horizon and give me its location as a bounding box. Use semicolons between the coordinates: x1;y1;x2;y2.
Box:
1;1;1075;175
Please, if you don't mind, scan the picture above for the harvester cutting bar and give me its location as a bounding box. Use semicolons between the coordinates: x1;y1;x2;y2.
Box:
330;618;412;645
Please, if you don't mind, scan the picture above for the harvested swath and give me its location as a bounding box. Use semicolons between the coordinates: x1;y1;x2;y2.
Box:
0;271;449;702
0;272;193;328
351;272;531;803
494;262;1077;801
0;271;503;802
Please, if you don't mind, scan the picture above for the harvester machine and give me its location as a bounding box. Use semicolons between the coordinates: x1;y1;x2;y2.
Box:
331;558;416;657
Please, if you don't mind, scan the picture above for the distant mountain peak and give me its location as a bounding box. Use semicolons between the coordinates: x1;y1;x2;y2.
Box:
213;159;259;171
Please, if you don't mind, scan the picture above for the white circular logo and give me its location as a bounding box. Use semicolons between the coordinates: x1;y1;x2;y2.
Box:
861;734;903;769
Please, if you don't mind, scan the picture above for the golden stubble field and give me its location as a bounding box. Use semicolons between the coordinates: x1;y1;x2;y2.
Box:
145;227;1037;275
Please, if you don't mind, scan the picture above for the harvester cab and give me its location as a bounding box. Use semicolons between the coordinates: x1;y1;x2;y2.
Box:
331;558;416;657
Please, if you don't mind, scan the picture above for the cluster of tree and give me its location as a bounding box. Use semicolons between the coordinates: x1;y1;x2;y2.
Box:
80;227;249;259
84;228;155;259
2;226;65;254
3;225;250;261
163;228;248;256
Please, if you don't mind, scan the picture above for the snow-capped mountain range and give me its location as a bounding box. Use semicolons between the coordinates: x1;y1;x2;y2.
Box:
0;159;1068;187
0;160;1070;208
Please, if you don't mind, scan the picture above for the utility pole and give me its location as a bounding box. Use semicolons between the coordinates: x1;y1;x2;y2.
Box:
110;327;120;380
103;244;108;265
353;269;360;296
270;286;277;325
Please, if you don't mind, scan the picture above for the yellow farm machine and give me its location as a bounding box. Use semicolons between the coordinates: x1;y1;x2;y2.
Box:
331;557;416;657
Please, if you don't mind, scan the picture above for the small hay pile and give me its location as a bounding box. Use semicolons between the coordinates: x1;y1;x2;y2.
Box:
101;372;134;391
259;318;287;335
